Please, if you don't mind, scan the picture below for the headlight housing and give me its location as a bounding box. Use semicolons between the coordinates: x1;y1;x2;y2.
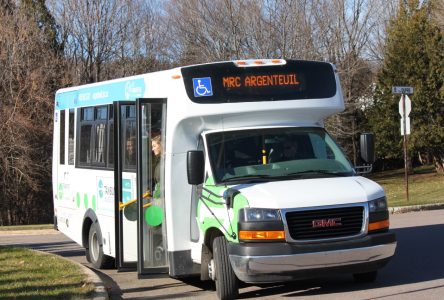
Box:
238;208;285;241
368;197;387;213
240;208;281;222
368;197;389;233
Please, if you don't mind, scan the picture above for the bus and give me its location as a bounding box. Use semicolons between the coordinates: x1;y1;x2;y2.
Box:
53;59;396;299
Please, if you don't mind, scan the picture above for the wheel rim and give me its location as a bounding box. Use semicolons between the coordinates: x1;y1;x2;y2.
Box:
90;231;99;262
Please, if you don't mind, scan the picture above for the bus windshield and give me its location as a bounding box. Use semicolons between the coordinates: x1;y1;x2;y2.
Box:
206;127;354;184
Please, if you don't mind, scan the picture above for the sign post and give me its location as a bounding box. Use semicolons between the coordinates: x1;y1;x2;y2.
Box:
393;86;413;202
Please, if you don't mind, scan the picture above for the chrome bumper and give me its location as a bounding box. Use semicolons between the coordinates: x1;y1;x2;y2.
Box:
229;242;397;283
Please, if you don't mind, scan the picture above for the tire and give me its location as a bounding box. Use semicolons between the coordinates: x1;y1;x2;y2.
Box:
213;236;239;300
353;270;378;283
88;222;115;269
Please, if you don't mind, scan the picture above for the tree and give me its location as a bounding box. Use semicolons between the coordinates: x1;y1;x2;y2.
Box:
0;0;64;225
368;0;444;173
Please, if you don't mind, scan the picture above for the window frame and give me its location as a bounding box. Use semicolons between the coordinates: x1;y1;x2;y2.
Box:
76;105;114;170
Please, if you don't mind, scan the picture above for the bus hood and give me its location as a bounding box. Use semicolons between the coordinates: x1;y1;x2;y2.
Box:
233;176;385;209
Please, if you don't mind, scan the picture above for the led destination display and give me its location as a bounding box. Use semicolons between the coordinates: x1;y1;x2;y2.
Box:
181;60;337;103
222;74;300;88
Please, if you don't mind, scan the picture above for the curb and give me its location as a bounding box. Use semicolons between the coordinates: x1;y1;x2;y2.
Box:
30;249;108;300
80;263;109;300
389;203;444;214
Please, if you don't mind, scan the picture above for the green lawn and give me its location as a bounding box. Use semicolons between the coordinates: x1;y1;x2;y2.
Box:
370;165;444;207
0;247;94;300
0;224;53;231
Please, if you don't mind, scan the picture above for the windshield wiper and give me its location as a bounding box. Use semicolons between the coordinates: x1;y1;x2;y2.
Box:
283;170;351;177
222;174;271;183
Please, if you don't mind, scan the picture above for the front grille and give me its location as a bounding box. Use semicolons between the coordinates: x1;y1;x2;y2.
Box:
285;206;364;240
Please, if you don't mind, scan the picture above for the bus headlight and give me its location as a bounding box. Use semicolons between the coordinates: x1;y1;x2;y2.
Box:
368;197;387;212
241;208;281;222
368;197;389;233
238;208;285;241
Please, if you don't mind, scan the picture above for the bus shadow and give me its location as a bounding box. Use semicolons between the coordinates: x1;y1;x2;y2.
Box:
238;223;444;298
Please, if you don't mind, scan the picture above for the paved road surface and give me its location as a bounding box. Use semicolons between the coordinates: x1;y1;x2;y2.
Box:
1;209;444;299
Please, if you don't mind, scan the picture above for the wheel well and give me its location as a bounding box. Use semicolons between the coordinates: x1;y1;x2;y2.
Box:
200;227;224;281
82;208;99;248
82;217;93;248
204;228;224;253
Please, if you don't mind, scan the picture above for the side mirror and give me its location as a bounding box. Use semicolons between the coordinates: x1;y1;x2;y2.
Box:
187;150;205;185
360;133;375;164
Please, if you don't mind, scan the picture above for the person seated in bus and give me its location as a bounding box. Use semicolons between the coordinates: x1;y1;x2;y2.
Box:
125;136;136;167
269;140;299;162
282;140;299;161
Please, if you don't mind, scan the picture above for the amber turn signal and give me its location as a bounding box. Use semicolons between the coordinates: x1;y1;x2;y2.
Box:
239;230;285;240
368;219;390;232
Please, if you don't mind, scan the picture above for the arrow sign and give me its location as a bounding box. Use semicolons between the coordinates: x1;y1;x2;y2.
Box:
400;117;411;136
399;95;411;117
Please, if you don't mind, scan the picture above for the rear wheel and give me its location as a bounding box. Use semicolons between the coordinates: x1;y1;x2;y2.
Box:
88;222;114;269
213;236;239;300
353;270;378;283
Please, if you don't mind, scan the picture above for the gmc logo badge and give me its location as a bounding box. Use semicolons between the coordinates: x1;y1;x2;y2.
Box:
312;218;342;228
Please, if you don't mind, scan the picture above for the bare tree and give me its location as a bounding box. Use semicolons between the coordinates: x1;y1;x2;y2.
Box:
0;1;63;225
49;0;170;83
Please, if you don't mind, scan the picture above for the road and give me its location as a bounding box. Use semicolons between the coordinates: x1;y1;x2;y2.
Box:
1;209;443;299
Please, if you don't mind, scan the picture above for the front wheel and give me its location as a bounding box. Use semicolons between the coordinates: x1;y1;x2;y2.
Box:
213;236;239;300
88;222;114;269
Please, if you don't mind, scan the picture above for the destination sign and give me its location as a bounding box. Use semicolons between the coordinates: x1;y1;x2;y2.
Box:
222;74;300;88
181;60;336;104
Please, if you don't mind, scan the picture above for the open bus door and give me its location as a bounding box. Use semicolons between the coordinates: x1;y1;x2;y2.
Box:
114;99;168;275
114;102;138;270
136;98;168;274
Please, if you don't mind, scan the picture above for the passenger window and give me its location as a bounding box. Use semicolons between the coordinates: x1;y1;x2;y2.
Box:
78;108;94;166
68;109;75;165
93;106;108;166
79;124;93;164
108;105;114;167
59;110;65;165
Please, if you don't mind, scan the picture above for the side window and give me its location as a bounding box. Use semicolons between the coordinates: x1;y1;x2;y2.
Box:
78;107;94;165
93;106;108;166
123;105;136;171
68;109;75;165
108;105;114;167
77;105;115;169
59;110;65;165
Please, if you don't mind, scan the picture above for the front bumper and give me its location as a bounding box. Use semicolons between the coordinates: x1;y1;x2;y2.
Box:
228;232;396;283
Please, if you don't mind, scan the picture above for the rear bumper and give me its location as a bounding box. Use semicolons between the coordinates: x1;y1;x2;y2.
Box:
228;232;396;283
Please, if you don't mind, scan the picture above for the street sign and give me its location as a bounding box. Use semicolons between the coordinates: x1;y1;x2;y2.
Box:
392;86;414;94
399;95;412;117
400;117;411;135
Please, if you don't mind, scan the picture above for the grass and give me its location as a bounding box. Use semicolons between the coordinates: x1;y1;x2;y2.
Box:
370;165;444;207
0;247;94;300
0;224;53;231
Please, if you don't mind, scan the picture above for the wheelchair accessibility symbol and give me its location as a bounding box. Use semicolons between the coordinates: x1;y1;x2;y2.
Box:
193;77;213;97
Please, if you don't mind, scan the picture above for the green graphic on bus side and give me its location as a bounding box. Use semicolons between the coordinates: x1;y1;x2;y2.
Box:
92;195;97;211
84;194;88;209
76;193;81;208
58;183;64;201
197;176;250;243
231;194;249;241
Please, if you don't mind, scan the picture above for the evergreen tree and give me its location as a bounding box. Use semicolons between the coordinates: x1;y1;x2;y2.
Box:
368;0;444;173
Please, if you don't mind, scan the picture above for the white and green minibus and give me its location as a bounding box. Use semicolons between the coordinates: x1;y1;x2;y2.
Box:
53;59;396;299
